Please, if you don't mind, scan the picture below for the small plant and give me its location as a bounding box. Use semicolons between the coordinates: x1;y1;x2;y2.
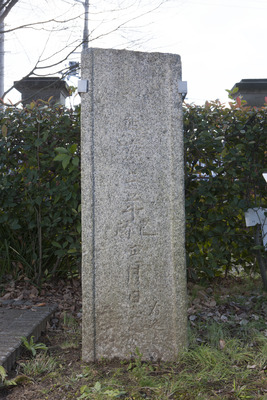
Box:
78;381;126;399
231;379;251;399
20;353;57;377
127;348;155;387
127;347;143;371
63;311;79;329
61;340;80;350
0;366;17;388
205;321;229;348
21;335;48;357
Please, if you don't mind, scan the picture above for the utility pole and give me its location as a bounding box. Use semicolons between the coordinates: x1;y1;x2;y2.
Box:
83;0;89;50
74;0;89;50
0;0;4;101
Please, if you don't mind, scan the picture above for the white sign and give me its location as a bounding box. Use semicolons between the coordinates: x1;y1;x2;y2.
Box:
263;173;267;183
245;208;267;249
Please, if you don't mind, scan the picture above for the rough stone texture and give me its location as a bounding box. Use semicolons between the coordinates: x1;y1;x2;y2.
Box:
81;48;187;362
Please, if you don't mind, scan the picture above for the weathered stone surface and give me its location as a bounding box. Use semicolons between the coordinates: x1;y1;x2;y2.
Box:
81;48;187;362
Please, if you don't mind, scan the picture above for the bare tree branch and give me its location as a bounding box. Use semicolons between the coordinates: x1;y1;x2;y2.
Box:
2;0;170;104
1;13;83;34
34;0;167;70
0;0;19;24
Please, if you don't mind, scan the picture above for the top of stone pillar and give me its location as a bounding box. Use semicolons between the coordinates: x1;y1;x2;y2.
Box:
14;77;70;107
231;79;267;107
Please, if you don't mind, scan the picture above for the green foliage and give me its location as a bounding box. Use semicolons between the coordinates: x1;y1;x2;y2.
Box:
184;100;266;282
0;366;17;387
78;381;127;399
0;99;266;284
21;335;48;357
20;353;57;377
75;328;267;399
0;102;81;283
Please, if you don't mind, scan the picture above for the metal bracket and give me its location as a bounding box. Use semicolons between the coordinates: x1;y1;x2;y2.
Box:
78;80;88;94
178;81;187;100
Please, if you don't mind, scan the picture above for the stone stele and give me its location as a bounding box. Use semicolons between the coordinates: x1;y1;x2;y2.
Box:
81;48;187;362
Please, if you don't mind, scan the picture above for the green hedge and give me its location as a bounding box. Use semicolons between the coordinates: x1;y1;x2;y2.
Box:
0;100;266;284
184;101;266;282
0;103;81;283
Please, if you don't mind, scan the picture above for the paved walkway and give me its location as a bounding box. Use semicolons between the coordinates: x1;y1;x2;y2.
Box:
0;300;57;371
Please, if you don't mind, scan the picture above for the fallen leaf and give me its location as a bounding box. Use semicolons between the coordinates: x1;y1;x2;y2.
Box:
198;290;208;300
187;307;196;314
239;319;249;326
219;339;226;349
14;294;24;301
1;292;12;300
13;374;32;384
189;315;197;321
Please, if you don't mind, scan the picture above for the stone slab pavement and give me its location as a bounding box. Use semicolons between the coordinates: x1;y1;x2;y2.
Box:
0;300;57;371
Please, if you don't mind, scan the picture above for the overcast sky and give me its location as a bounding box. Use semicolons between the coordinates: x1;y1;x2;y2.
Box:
4;0;267;105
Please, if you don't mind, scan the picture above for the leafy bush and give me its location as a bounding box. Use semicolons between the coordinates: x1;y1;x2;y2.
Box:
0;99;266;285
0;102;80;283
184;100;266;283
